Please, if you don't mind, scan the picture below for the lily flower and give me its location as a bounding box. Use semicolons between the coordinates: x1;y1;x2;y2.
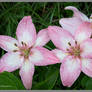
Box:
59;6;92;35
48;22;92;87
0;16;59;89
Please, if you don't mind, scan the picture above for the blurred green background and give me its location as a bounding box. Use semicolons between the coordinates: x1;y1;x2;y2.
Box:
0;2;92;90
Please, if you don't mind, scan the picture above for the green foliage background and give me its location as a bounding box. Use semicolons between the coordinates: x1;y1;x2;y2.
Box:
0;2;92;90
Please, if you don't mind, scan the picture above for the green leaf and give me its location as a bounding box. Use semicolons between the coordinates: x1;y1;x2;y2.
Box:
0;71;25;90
81;75;92;89
85;79;92;89
81;75;89;88
32;68;59;90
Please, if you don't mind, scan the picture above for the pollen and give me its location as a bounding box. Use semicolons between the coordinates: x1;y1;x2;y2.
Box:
21;48;30;59
68;46;81;58
24;49;30;57
67;41;81;58
73;48;80;56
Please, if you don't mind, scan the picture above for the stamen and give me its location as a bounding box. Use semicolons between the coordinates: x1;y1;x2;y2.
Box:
24;43;27;46
14;43;17;47
20;54;24;56
21;41;24;45
67;49;69;51
90;34;92;38
21;41;27;46
13;50;18;52
71;46;74;50
68;42;71;46
75;41;77;45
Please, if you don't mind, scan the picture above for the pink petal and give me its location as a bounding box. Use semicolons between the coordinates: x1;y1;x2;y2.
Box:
0;35;18;52
59;17;83;35
34;29;50;47
48;26;75;51
75;22;92;44
65;6;88;21
16;16;36;47
30;47;60;66
60;56;81;87
19;61;34;89
80;39;92;58
0;52;23;72
52;49;67;62
82;58;92;77
59;6;89;35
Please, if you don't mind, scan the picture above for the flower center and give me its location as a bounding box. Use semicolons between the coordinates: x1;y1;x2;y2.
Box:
22;49;30;58
13;42;32;59
70;46;80;57
67;41;81;58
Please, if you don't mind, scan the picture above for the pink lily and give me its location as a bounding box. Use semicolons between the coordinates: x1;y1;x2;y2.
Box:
48;22;92;87
59;6;92;35
0;16;59;89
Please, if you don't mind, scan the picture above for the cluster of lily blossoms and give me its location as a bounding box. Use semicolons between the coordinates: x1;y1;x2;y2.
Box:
0;6;92;89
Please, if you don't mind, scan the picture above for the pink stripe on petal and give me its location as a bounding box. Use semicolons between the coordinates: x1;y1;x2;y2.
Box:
16;16;36;47
0;35;18;52
34;28;50;47
19;61;34;89
0;52;23;72
30;47;60;66
60;56;81;87
48;26;75;51
82;58;92;77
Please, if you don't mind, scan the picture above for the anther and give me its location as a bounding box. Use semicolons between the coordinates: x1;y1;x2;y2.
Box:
13;50;18;52
90;34;92;38
24;43;27;46
75;41;77;45
21;41;27;46
68;42;71;46
67;49;69;51
21;41;24;45
14;43;17;47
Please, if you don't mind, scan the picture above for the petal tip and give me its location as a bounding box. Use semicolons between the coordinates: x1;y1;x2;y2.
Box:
21;16;32;23
65;6;77;11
